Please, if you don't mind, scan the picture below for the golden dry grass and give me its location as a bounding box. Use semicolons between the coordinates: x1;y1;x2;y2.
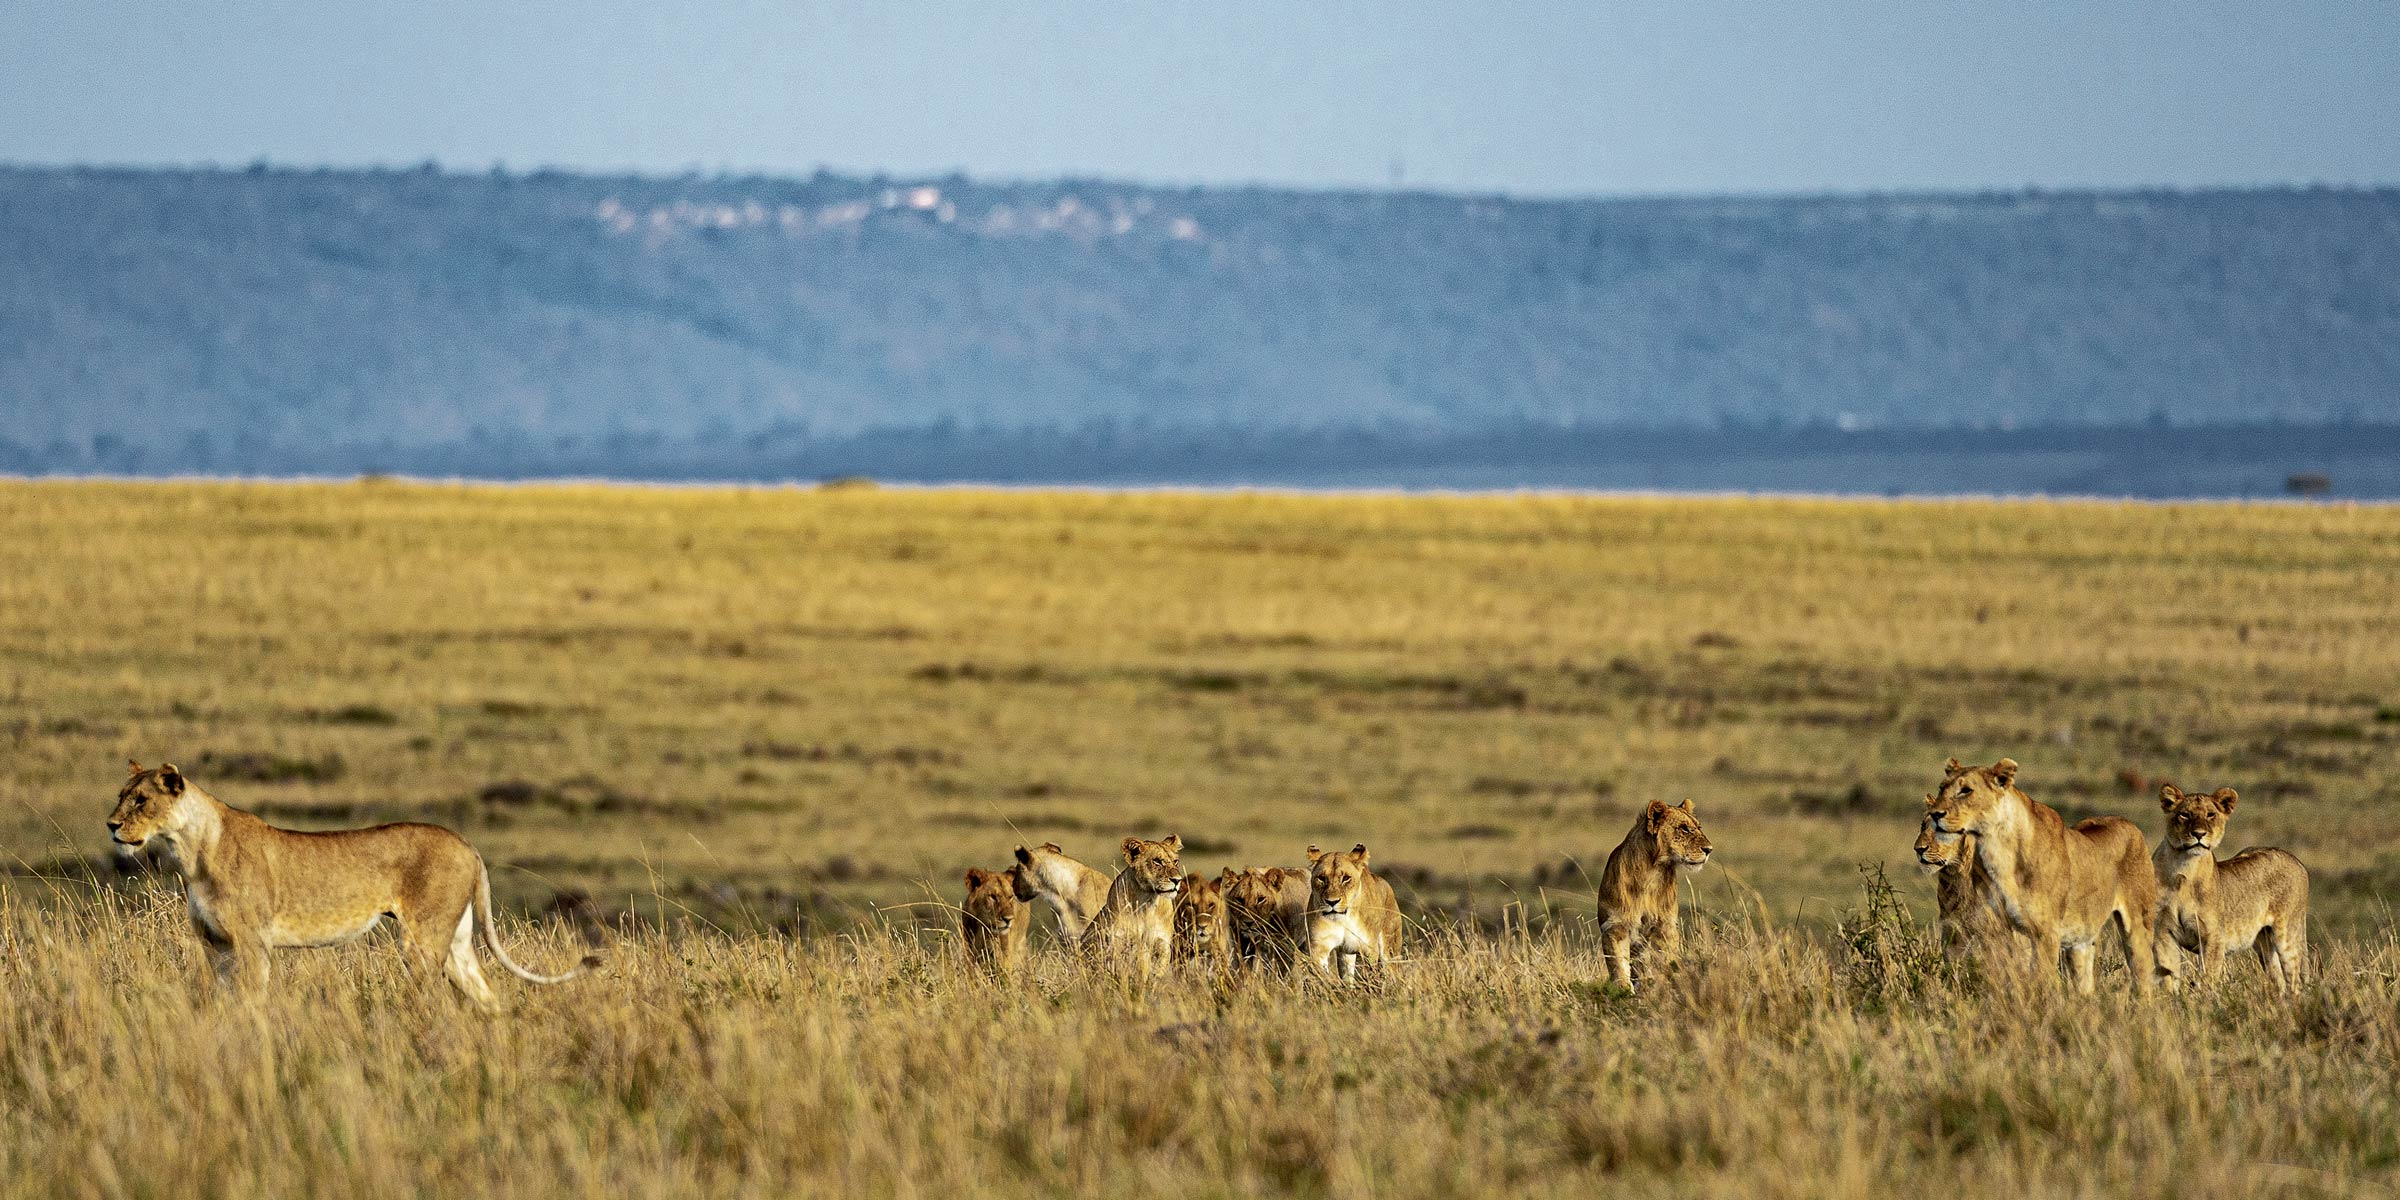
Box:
2;479;2398;1197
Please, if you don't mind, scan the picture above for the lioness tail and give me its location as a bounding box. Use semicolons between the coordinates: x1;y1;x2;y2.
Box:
473;856;602;985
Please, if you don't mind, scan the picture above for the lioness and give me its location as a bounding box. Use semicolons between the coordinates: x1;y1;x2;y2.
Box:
1596;799;1712;992
2153;784;2309;993
1079;835;1184;970
1925;757;2157;994
1012;841;1113;943
1221;865;1310;967
1914;802;2007;949
107;761;597;1009
962;865;1031;973
1305;843;1401;980
1171;872;1231;967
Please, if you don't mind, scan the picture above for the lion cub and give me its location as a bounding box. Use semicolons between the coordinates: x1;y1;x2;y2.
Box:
1079;835;1184;971
106;761;596;1009
1597;799;1712;992
962;865;1031;973
1012;841;1114;943
1171;873;1231;967
2153;784;2309;993
1221;866;1311;967
1305;843;1402;980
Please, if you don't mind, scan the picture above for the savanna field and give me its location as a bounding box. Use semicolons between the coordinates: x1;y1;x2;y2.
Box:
3;479;2398;1198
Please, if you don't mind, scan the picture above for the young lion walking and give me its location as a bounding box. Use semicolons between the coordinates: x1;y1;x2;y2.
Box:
106;761;598;1009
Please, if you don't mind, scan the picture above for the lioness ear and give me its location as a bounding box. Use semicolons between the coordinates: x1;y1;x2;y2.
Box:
1040;841;1063;854
1351;843;1369;866
1675;798;1694;814
965;867;989;888
1219;866;1238;883
1164;835;1182;853
1014;845;1034;866
2158;783;2181;810
1645;799;1668;829
1121;837;1143;863
1305;845;1324;864
157;764;185;796
1943;757;1964;777
127;759;145;776
2214;788;2238;811
1991;759;2018;788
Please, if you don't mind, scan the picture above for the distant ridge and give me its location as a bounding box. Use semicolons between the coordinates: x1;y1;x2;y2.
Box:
1;165;2395;484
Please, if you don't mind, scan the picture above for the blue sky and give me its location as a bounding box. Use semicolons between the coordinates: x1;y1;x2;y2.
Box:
3;1;2394;195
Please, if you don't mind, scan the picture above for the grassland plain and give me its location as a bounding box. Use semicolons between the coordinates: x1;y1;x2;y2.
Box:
1;479;2398;1197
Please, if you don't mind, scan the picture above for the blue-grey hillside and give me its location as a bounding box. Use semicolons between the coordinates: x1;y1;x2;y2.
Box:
0;165;2394;479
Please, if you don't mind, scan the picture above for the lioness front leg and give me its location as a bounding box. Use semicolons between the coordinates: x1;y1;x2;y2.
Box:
2151;927;2188;993
1600;920;1637;991
1307;925;1344;981
194;920;267;991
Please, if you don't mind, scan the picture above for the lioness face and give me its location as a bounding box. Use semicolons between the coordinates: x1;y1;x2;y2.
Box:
1307;843;1373;915
1645;799;1712;869
1121;836;1184;895
1173;874;1225;949
962;866;1023;939
107;761;190;850
1927;757;2019;837
2159;784;2236;853
1913;804;1962;872
1222;867;1283;922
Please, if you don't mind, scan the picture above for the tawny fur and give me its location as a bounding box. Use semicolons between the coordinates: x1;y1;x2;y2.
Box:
106;762;596;1010
1080;835;1183;971
1915;805;2009;949
1011;841;1114;943
961;865;1031;974
1171;873;1231;969
2152;784;2309;993
1221;866;1311;968
1926;757;2157;995
1596;799;1712;992
1305;843;1401;981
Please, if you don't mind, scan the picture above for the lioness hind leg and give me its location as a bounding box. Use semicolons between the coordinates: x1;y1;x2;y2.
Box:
2281;918;2308;988
442;908;502;1012
2256;925;2305;994
2114;910;2156;997
1645;913;1683;987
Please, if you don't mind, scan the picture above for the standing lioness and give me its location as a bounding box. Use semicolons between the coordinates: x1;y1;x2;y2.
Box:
1079;835;1185;971
2152;784;2309;993
1597;799;1713;992
1305;843;1401;980
107;762;598;1009
1925;757;2156;995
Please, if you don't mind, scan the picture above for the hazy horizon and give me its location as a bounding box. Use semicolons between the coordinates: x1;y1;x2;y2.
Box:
4;2;2396;197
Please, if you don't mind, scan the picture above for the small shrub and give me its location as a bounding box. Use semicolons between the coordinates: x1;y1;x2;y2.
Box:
195;750;346;784
1444;823;1513;840
319;703;399;726
1837;862;1965;1009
